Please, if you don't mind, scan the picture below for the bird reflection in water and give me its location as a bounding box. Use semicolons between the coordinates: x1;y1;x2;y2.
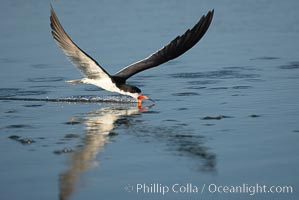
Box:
59;103;216;200
59;104;151;200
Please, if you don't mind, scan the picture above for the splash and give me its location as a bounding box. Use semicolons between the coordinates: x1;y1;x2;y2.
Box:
0;95;136;103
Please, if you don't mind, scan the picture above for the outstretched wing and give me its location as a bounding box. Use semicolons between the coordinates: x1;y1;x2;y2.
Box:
114;10;214;80
50;6;110;80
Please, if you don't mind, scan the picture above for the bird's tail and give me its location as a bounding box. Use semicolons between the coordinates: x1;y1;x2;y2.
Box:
65;79;83;85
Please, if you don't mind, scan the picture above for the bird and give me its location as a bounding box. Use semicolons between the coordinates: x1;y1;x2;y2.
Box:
50;6;214;107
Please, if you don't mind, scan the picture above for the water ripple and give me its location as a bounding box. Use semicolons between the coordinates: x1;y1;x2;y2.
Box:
172;92;200;96
27;77;65;82
250;56;280;60
232;86;253;89
170;69;260;79
279;61;299;69
201;115;233;120
188;80;221;85
30;64;50;69
0;88;49;97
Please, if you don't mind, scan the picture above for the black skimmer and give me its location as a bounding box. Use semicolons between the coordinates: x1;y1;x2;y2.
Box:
50;6;214;107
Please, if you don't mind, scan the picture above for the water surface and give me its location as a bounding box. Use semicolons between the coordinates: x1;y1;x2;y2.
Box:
1;0;299;200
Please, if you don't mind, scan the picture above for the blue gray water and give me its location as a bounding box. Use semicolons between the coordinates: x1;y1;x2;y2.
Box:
1;0;299;200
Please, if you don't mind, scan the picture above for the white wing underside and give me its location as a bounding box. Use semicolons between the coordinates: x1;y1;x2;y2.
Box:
50;6;111;81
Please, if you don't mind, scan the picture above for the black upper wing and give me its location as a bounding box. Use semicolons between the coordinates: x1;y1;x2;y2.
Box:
114;10;214;80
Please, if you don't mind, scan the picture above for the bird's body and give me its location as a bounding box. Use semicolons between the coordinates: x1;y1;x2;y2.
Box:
50;6;214;106
66;77;135;97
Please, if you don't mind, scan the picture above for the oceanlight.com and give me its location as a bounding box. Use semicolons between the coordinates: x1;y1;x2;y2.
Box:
124;183;293;196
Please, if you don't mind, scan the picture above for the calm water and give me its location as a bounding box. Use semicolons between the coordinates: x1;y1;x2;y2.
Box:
1;0;299;200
